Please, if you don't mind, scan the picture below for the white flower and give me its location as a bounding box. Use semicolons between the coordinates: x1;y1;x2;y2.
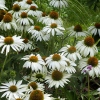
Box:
59;45;82;61
43;23;65;36
65;60;76;73
76;36;98;57
46;53;70;71
45;70;71;88
28;25;50;41
49;0;68;8
26;81;44;93
8;4;23;19
16;11;33;26
0;35;24;55
22;38;34;51
21;54;45;72
0;13;17;31
78;56;100;77
42;11;63;25
88;22;100;36
24;90;53;100
67;25;87;38
26;5;42;17
0;80;27;100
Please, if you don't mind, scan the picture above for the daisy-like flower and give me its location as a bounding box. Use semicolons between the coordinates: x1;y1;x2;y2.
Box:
21;54;45;72
16;11;33;26
88;22;100;36
45;53;70;71
24;90;53;100
21;0;38;10
28;25;50;41
9;4;23;19
0;80;27;100
26;5;42;17
26;81;44;93
65;60;76;73
0;13;17;31
88;23;100;46
43;11;63;25
49;0;68;8
22;38;34;51
78;56;100;77
59;45;82;61
0;35;24;55
45;70;71;88
43;22;65;36
76;36;98;57
67;24;87;38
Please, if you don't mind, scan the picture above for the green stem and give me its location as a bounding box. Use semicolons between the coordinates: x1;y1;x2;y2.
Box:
87;74;90;100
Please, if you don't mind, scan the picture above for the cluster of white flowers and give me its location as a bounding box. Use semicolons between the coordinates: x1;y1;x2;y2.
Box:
0;0;100;100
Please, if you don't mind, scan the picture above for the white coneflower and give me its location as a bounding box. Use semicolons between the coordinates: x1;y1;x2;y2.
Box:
59;45;82;61
88;22;100;36
28;25;50;41
43;22;65;36
0;13;17;31
24;90;53;100
49;0;68;8
76;36;98;57
22;38;34;51
45;70;71;88
16;11;33;26
0;35;24;55
45;53;70;71
9;4;23;19
67;24;87;38
21;54;45;72
26;5;42;17
0;80;27;100
78;56;100;77
43;11;63;25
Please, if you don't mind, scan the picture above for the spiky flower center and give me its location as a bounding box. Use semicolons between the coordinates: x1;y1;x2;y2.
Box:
34;26;41;31
50;23;57;28
30;6;37;11
84;36;94;47
6;13;13;18
21;12;27;18
26;0;32;4
4;37;14;44
12;4;20;11
3;15;12;23
36;74;43;79
95;23;100;29
52;54;61;61
23;38;28;43
74;25;82;32
0;9;7;15
16;98;22;100
87;57;98;67
29;82;38;90
29;90;44;100
0;14;4;21
29;56;38;62
42;12;47;17
9;85;17;92
68;46;76;53
49;11;59;20
52;70;63;81
67;61;70;66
